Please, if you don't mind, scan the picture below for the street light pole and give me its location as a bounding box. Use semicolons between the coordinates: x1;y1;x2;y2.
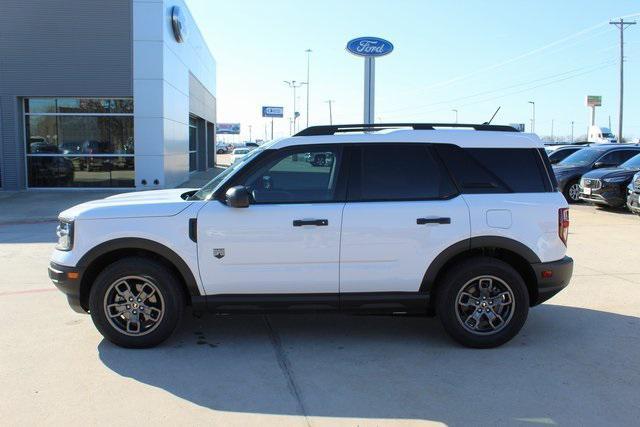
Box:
571;121;574;142
528;101;536;133
305;49;312;129
452;109;458;124
325;100;334;125
248;125;252;142
283;80;306;135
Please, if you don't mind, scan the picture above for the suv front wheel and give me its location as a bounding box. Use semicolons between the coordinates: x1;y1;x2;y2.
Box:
89;257;185;348
436;257;529;348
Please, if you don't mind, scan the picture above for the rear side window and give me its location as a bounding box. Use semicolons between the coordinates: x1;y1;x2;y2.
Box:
434;145;550;193
349;144;457;201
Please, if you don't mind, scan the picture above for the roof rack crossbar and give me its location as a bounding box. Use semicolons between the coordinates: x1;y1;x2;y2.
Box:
294;123;519;136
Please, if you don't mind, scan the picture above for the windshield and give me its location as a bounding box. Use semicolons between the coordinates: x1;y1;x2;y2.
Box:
620;153;640;169
190;148;263;200
558;148;603;166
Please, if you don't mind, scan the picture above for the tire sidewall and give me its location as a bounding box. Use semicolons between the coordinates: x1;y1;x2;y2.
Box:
564;179;581;203
89;257;185;348
436;257;529;348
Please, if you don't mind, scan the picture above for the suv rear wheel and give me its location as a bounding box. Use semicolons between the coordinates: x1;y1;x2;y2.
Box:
89;257;185;348
436;257;529;348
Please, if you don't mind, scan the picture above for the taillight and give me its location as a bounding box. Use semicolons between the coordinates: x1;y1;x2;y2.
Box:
559;208;569;246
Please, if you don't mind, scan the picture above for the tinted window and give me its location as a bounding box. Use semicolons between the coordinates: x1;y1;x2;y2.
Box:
598;149;640;166
243;146;341;203
351;145;456;201
559;148;605;166
549;147;581;163
435;145;549;193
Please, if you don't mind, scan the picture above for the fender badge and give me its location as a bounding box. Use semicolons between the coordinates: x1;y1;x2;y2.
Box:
213;248;225;259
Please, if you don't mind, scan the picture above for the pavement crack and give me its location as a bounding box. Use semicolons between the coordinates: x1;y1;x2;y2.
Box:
263;315;311;426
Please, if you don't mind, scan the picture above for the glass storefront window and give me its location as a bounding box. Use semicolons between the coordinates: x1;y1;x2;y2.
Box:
27;156;134;188
189;117;198;172
24;98;134;188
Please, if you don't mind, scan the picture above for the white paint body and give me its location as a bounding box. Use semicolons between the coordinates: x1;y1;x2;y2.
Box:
51;129;569;296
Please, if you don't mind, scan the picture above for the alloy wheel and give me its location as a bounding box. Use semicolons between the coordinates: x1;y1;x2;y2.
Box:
455;275;516;335
103;276;165;336
568;183;581;202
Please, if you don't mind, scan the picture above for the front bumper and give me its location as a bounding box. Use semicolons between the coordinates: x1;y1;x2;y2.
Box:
627;191;640;214
48;262;86;313
531;256;574;305
579;187;625;207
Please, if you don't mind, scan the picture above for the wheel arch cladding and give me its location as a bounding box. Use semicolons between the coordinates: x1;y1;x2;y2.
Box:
421;236;540;307
77;238;200;311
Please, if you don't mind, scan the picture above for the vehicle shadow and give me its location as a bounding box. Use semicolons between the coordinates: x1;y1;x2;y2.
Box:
98;305;640;425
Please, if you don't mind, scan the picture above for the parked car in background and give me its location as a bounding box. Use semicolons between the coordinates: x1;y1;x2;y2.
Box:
553;144;640;203
245;142;259;149
580;154;640;208
216;143;231;154
626;171;640;215
232;147;251;163
544;145;585;165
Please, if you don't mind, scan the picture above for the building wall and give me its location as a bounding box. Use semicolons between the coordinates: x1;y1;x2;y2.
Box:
133;0;216;189
0;0;133;190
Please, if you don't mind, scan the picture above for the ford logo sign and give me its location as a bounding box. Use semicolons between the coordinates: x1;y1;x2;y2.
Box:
346;37;394;57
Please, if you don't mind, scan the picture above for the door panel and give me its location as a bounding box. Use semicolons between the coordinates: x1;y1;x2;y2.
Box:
197;202;344;294
339;197;470;293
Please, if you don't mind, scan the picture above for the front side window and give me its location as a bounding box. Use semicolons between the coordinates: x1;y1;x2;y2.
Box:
24;98;134;188
598;150;640;166
243;146;342;204
350;144;457;201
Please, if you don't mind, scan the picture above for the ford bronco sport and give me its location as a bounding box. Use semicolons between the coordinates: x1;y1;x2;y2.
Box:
49;123;573;348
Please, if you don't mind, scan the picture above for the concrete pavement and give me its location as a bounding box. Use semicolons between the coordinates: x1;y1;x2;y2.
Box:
0;205;639;425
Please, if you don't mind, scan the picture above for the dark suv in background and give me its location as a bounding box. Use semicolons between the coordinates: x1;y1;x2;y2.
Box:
627;172;640;215
553;144;640;203
580;154;640;208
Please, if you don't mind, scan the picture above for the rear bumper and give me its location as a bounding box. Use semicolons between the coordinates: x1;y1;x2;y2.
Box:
531;256;573;305
48;262;86;313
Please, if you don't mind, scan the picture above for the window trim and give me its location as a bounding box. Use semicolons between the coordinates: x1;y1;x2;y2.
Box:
346;143;460;203
217;144;349;205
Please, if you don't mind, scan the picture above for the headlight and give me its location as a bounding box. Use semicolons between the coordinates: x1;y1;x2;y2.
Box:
603;176;628;184
56;220;74;251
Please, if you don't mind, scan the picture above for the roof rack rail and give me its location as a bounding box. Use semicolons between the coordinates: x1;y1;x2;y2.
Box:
294;123;519;136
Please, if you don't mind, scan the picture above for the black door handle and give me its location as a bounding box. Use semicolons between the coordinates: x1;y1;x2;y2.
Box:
293;219;329;227
417;217;451;225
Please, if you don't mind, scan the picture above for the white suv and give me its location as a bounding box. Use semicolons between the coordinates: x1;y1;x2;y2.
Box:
49;124;573;349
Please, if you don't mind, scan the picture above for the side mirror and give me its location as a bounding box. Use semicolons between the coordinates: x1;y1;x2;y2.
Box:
225;185;250;208
594;161;612;169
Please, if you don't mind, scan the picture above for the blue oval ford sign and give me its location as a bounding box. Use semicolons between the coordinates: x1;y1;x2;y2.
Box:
346;37;394;57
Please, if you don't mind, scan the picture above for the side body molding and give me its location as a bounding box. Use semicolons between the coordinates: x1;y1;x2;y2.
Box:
420;236;541;292
77;238;201;296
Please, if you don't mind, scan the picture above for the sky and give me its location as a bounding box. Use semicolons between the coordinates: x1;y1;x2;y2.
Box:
186;0;640;141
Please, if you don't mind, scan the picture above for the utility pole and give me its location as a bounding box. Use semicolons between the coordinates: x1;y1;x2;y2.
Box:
248;125;252;142
305;49;312;128
528;101;536;133
610;18;636;143
325;100;334;125
551;119;554;141
452;109;458;124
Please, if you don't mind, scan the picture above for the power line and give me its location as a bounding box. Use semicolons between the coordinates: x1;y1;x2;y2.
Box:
383;60;616;119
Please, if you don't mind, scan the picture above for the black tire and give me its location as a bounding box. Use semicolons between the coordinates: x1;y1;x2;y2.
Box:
436;257;529;348
563;179;582;203
89;257;185;348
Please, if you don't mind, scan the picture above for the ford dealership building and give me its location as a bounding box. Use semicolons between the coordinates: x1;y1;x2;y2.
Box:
0;0;217;191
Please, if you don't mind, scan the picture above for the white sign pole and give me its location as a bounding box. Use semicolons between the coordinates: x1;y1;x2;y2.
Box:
364;57;375;124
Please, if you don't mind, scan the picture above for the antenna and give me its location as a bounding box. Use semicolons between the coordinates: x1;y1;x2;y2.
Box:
484;106;501;125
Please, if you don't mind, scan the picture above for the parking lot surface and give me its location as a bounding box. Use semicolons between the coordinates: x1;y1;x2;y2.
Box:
1;205;639;426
